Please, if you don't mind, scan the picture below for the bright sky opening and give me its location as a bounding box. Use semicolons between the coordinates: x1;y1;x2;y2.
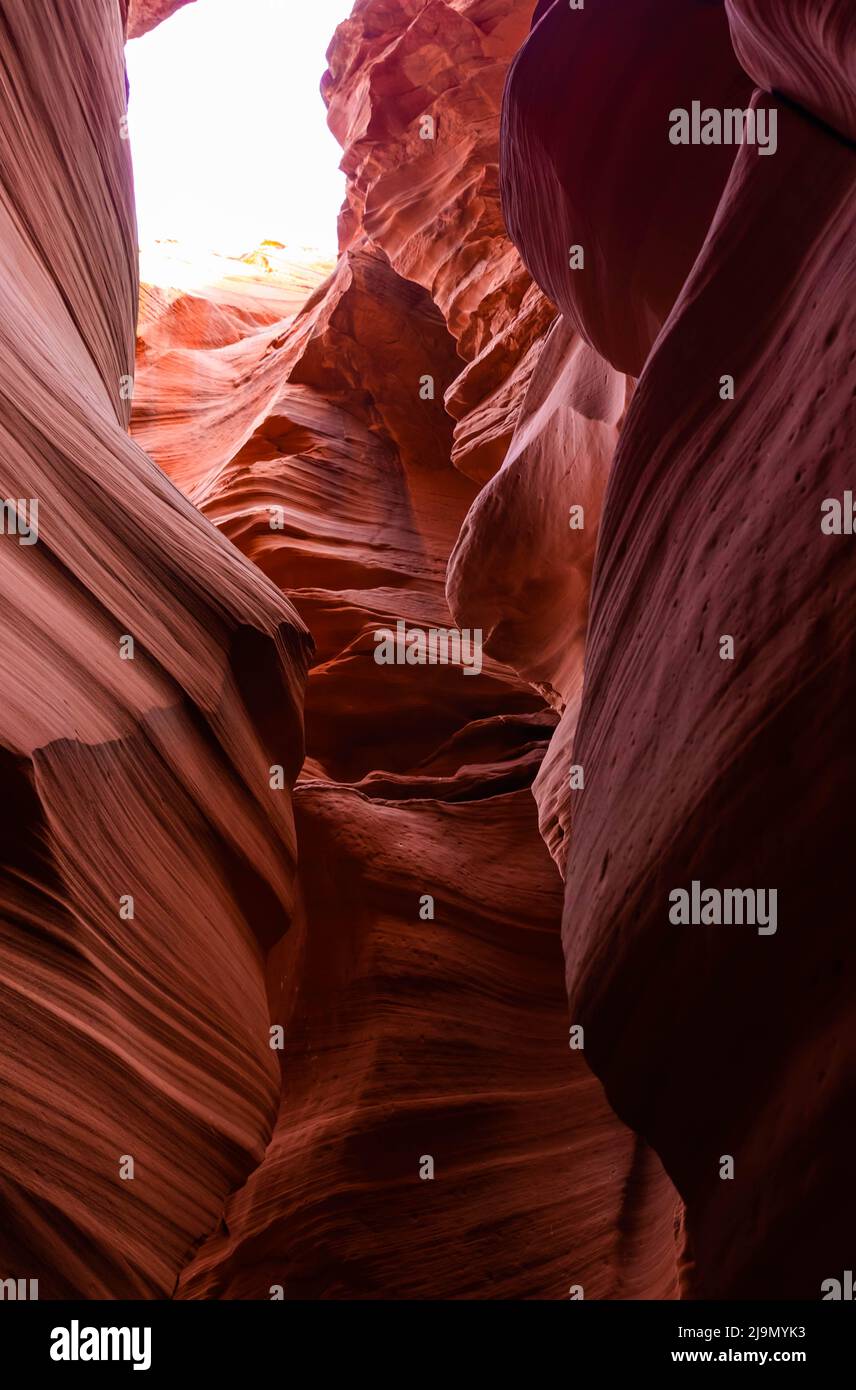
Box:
126;0;353;259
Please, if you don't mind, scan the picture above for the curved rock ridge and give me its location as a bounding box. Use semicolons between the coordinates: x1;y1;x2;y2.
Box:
319;0;637;884
726;0;856;143
448;318;632;873
459;0;855;1298
561;89;856;1298
142;0;855;1303
9;0;848;1306
180;784;678;1300
128;0;680;1298
132;228;679;1297
323;0;557;482
0;0;309;1296
502;0;755;375
127;0;194;40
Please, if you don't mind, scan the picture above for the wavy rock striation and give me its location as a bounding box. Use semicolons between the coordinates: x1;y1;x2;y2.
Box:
501;0;856;1296
129;0;680;1300
324;0;558;483
0;0;308;1296
726;0;856;142
8;0;846;1305
565;93;856;1300
133;236;677;1299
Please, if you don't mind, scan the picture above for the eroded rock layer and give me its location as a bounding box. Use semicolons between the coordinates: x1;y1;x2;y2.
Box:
127;0;194;40
0;0;681;1303
5;0;849;1305
324;0;559;483
726;0;856;141
502;0;754;376
132;228;678;1297
497;1;856;1297
563;93;856;1300
132;0;678;1301
136;0;856;1303
0;0;308;1296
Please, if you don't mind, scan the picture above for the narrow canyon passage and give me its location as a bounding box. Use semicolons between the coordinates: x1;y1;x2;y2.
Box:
130;86;678;1302
0;0;853;1312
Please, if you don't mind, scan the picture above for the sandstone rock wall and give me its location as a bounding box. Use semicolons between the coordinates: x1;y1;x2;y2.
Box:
1;0;851;1303
0;0;309;1296
128;0;680;1300
501;0;856;1297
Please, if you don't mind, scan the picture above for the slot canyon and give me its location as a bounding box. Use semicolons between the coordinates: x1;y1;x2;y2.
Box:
0;0;854;1305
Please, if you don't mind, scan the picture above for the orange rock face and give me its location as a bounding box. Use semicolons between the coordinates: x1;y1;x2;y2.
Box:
324;0;558;483
131;231;678;1298
0;0;308;1296
127;0;194;40
2;0;851;1306
0;0;678;1299
448;319;631;874
125;0;681;1299
501;3;856;1298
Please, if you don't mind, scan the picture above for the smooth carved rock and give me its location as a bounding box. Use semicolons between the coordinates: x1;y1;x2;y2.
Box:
133;182;678;1298
15;0;838;1304
564;96;856;1297
323;0;553;481
726;0;856;143
127;0;195;40
501;0;755;375
0;0;308;1295
180;784;678;1300
448;317;631;874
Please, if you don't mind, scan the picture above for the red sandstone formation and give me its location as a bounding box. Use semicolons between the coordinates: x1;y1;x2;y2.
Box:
128;0;682;1300
0;0;679;1301
500;0;856;1296
562;90;856;1299
127;0;193;40
132;231;677;1298
1;0;851;1305
324;0;558;483
181;785;678;1299
726;0;856;141
502;0;755;376
0;0;308;1296
448;319;631;873
137;243;334;352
